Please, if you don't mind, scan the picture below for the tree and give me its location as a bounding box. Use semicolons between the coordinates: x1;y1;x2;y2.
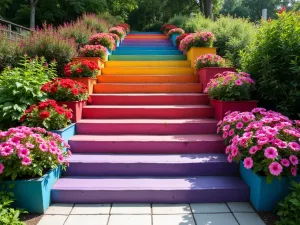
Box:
29;0;39;29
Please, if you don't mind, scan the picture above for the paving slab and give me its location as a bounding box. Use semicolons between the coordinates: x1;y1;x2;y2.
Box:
108;215;152;225
153;214;195;225
194;213;239;225
227;202;255;212
64;215;109;225
71;204;111;214
191;203;230;213
152;204;191;214
110;203;151;214
37;215;68;225
44;203;73;215
234;213;266;225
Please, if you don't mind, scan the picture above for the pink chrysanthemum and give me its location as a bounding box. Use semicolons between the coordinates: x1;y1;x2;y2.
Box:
244;157;253;169
264;147;278;159
269;162;282;176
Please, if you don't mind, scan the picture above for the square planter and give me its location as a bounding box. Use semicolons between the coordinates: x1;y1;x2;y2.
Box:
51;123;76;145
57;101;86;123
70;77;97;94
116;40;120;47
105;48;112;61
210;99;257;120
197;67;236;90
2;167;61;213
187;47;217;74
72;57;104;69
170;33;180;46
240;163;300;211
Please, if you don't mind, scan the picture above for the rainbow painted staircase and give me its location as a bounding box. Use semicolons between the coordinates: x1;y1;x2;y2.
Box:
51;32;250;203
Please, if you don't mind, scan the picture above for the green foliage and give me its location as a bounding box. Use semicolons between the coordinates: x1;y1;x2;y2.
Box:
0;33;20;71
168;15;189;28
82;13;110;33
276;181;300;225
240;12;300;119
0;56;56;130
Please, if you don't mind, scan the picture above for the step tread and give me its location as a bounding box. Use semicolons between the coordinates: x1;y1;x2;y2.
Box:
52;176;247;190
84;105;212;109
90;93;207;96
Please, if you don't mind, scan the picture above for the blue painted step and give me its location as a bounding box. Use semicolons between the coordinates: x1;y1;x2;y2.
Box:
113;50;183;55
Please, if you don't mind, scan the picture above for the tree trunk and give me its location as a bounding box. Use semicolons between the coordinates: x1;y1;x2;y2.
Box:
199;0;204;14
205;0;213;19
203;0;208;17
29;0;39;30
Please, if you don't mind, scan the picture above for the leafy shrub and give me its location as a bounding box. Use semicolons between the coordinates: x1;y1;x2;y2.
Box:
82;13;109;33
89;33;116;51
0;33;20;71
168;15;189;29
204;71;255;101
64;60;100;78
179;32;216;53
41;78;89;102
0;57;56;130
21;100;72;130
143;22;162;32
78;45;107;60
97;13;120;27
183;14;212;33
109;27;126;39
195;54;227;70
175;33;190;47
276;181;300;225
241;11;300;119
19;23;77;76
0;126;71;180
167;28;184;38
218;109;300;183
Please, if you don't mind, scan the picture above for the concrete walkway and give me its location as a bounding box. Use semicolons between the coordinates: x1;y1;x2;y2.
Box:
38;203;266;225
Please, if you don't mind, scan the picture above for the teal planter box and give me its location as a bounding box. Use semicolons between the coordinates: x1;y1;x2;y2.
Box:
51;123;76;145
116;41;120;47
2;167;61;213
105;48;112;61
170;34;180;46
240;163;300;211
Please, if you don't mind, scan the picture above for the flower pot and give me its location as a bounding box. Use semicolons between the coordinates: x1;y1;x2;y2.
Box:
187;47;217;74
197;67;236;90
240;163;300;211
51;123;76;145
70;77;97;94
116;40;120;47
2;167;61;213
170;33;180;46
57;101;86;123
72;57;104;69
210;99;257;120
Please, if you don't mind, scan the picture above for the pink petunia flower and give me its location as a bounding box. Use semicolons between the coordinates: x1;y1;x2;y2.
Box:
18;148;30;159
289;155;298;166
229;129;235;137
280;159;290;167
244;157;253;169
264;147;278;159
275;141;288;149
227;154;233;163
0;163;4;174
291;167;297;176
289;142;300;151
235;79;243;86
236;122;244;130
249;146;258;155
21;157;32;166
1;146;14;157
39;143;48;152
223;131;228;139
269;162;283;176
26;143;34;149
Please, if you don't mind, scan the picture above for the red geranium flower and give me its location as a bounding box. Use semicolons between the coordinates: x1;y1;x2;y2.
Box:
65;110;73;119
39;111;50;119
55;106;65;114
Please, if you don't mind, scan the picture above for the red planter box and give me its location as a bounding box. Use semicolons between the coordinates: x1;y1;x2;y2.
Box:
70;78;97;94
57;101;87;123
210;99;257;121
197;67;236;90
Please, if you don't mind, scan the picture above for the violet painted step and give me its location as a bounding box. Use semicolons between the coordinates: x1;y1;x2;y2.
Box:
51;176;249;203
82;105;214;119
68;134;224;154
64;153;239;177
76;119;217;135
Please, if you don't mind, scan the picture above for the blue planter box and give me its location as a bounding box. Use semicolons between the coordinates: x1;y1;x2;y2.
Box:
170;34;180;46
240;163;300;211
116;41;120;47
2;167;61;213
51;123;76;145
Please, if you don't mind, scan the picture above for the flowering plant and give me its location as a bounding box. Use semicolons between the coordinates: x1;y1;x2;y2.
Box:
108;33;121;44
0;126;71;180
109;27;126;39
163;24;177;34
204;71;255;101
175;33;190;47
217;108;300;183
195;54;227;69
88;33;116;51
64;60;100;78
167;28;185;38
41;78;90;102
118;23;130;33
78;45;107;60
179;32;216;53
21;100;72;130
160;24;172;31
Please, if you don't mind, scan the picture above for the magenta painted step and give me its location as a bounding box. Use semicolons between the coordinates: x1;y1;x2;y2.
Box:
64;153;238;177
68;134;224;154
76;119;217;135
121;43;173;46
89;94;209;105
51;176;249;203
82;105;214;119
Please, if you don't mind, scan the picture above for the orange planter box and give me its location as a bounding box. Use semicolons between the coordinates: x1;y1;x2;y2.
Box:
72;57;105;73
70;78;97;94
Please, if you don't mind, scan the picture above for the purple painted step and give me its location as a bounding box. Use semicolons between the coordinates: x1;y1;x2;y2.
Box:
68;134;224;154
76;119;217;135
64;153;239;177
51;176;249;203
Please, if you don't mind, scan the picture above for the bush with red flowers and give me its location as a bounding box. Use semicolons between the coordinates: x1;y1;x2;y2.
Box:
167;28;185;38
41;78;89;102
118;23;130;33
21;100;72;130
162;24;177;34
160;24;172;32
109;27;126;39
78;45;107;60
175;33;190;47
88;33;116;51
64;60;100;78
108;33;121;44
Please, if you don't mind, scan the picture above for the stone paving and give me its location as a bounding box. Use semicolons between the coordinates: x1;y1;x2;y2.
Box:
38;203;266;225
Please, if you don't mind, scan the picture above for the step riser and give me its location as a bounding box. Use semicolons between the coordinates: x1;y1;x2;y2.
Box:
108;55;186;61
113;51;182;55
97;75;197;83
125;37;168;40
90;95;208;105
64;163;238;176
118;46;177;50
76;122;217;135
52;189;249;203
120;43;173;46
122;39;170;42
102;68;192;75
105;61;190;67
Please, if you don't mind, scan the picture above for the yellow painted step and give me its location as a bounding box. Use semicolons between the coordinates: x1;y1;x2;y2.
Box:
102;67;193;75
97;75;198;83
105;61;191;67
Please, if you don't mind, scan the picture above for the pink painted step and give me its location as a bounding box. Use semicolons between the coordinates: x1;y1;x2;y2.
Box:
68;134;224;154
82;105;214;119
76;119;217;135
89;94;209;105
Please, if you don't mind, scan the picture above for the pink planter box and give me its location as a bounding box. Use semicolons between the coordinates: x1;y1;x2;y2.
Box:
210;99;257;121
57;101;87;123
197;67;236;90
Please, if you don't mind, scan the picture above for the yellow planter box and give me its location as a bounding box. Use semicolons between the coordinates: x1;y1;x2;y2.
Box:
187;47;217;74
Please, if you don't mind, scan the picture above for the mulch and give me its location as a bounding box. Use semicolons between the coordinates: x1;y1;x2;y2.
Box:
258;211;279;225
21;214;43;225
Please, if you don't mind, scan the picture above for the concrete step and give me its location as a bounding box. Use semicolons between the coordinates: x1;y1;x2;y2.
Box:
102;67;192;75
105;61;190;67
97;75;197;83
108;55;186;61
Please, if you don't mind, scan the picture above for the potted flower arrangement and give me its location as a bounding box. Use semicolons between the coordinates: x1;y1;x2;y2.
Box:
64;60;100;94
161;24;177;34
204;71;257;120
41;79;91;123
0;126;71;213
73;44;107;68
88;33;116;55
195;54;236;89
109;27;126;41
218;109;300;211
167;28;185;46
175;33;190;49
108;33;121;47
180;32;217;71
118;23;130;34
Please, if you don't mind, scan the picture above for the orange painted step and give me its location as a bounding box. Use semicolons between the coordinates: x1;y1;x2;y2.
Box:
93;83;202;93
97;75;198;83
102;67;193;75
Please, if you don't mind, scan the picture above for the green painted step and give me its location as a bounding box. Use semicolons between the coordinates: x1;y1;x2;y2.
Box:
108;55;187;61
